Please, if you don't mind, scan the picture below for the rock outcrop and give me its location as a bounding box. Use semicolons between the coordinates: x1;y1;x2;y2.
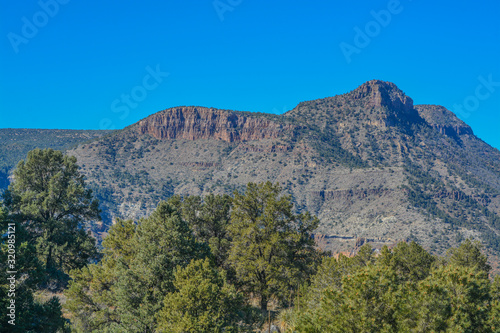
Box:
137;106;294;142
415;104;474;137
310;188;396;201
349;80;414;114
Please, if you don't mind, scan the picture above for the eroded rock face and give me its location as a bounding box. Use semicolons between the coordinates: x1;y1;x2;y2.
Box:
137;106;293;142
310;188;396;201
415;105;474;137
350;80;414;114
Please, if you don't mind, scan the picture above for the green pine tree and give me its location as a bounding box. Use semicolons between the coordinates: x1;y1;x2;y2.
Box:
3;148;100;287
156;258;242;332
405;264;492;332
0;207;67;332
65;200;204;332
447;238;491;273
177;194;233;269
64;218;136;332
379;241;435;282
228;182;320;311
296;264;403;333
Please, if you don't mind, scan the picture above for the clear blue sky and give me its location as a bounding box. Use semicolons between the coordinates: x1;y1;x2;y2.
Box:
1;0;499;149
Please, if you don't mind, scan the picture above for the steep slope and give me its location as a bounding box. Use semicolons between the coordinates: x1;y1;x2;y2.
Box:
67;81;500;264
282;80;500;256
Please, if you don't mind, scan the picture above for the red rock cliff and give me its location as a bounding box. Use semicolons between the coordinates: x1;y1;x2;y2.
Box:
137;106;293;142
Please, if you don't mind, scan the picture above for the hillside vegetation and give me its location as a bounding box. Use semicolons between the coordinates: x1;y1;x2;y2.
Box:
63;81;500;265
0;129;111;189
1;150;498;332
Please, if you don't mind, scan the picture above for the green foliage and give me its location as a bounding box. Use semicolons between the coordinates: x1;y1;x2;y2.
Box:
378;241;435;282
3;148;100;287
64;218;136;332
402;265;491;333
228;182;320;310
65;201;204;332
352;243;376;267
0;207;67;332
306;245;374;310
447;238;491;273
291;241;498;333
156;258;242;332
115;201;204;331
65;184;322;331
490;276;500;332
60;180;499;332
297;264;403;332
0;129;110;191
177;194;233;269
0;148;102;332
306;256;348;302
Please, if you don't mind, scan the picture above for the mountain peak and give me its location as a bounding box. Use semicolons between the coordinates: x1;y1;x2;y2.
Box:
360;79;399;89
354;80;404;95
348;80;414;113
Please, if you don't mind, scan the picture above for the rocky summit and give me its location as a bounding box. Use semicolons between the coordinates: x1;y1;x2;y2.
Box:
9;80;500;265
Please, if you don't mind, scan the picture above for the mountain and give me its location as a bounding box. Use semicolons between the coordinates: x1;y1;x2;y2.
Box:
7;81;499;265
0;129;112;189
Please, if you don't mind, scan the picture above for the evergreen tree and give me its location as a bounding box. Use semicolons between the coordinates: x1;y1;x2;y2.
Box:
404;264;492;332
0;207;67;332
490;276;500;332
379;241;435;282
351;243;376;268
177;194;233;269
195;194;233;268
65;201;204;332
447;238;491;273
156;258;242;332
228;182;320;311
296;264;403;333
64;218;136;332
293;241;498;333
3;148;99;287
115;201;203;331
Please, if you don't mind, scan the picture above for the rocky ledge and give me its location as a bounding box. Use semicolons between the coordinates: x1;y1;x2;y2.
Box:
137;106;294;142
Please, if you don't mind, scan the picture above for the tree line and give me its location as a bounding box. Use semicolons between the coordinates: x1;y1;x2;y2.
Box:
0;148;499;332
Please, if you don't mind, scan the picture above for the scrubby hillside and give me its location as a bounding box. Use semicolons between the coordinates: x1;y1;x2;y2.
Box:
66;80;500;267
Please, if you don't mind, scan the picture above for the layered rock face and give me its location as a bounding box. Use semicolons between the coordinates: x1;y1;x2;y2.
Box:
137;106;293;142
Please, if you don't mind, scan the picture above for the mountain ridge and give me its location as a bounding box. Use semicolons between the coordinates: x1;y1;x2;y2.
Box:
1;80;499;269
61;81;500;271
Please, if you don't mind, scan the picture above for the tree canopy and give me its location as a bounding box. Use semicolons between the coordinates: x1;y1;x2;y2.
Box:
156;258;242;332
3;148;99;286
66;200;204;332
65;182;323;331
228;181;320;311
292;240;499;333
1;148;101;332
